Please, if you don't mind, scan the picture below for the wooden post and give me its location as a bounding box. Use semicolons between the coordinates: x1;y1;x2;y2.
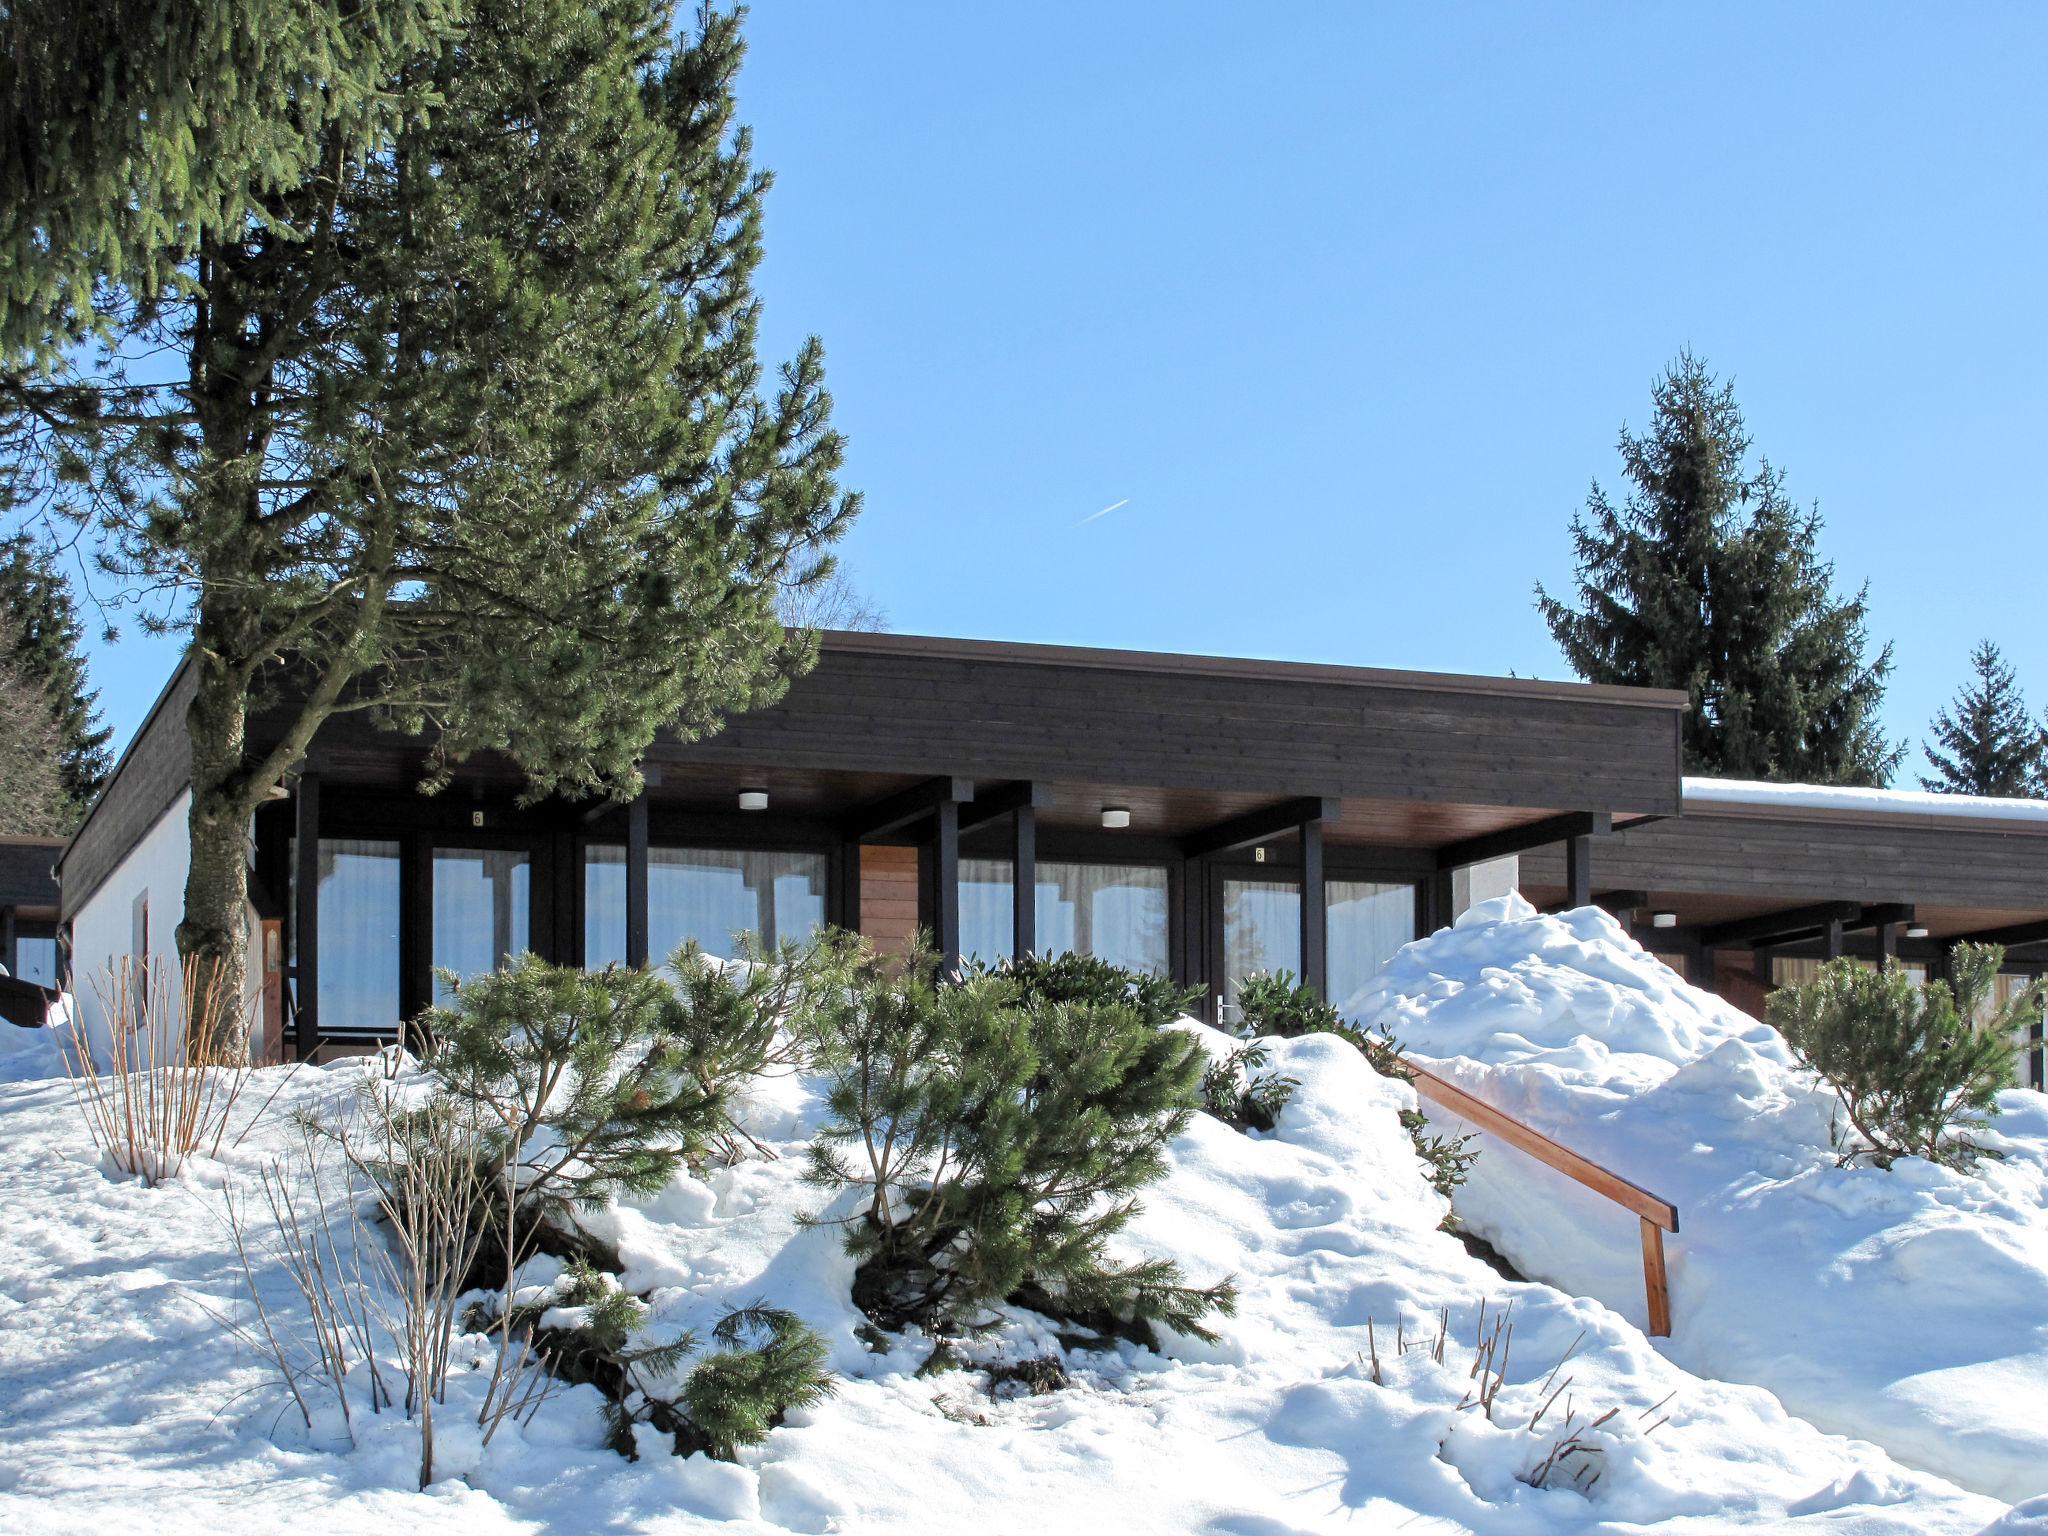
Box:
1564;833;1592;909
258;918;285;1065
0;906;14;979
292;773;321;1063
625;791;650;969
400;831;433;1040
1177;856;1205;1013
1876;920;1899;967
1011;802;1036;962
1299;813;1327;997
1640;1217;1672;1338
932;798;960;973
835;840;862;935
1823;917;1844;961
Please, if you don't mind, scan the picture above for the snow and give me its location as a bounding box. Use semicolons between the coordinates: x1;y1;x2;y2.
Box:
1358;894;2048;1506
1685;775;2048;825
0;982;2026;1533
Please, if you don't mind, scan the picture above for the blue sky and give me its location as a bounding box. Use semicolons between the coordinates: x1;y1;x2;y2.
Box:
81;4;2048;778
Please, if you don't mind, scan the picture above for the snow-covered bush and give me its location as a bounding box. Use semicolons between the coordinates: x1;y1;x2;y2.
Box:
1766;943;2035;1169
805;944;1235;1346
1236;969;1476;1205
63;954;256;1185
479;1263;833;1461
1200;1039;1298;1132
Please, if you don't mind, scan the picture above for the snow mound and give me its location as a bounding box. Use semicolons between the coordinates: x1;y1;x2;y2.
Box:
0;1001;2014;1533
1359;895;2048;1505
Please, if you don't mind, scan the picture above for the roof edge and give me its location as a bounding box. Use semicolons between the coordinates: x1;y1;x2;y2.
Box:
816;630;1690;711
56;650;196;877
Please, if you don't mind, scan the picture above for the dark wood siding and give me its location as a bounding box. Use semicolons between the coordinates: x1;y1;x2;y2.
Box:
1522;811;2048;910
57;661;197;919
656;643;1683;819
0;838;62;914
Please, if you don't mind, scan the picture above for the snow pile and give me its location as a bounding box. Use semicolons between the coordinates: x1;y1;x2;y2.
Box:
1359;894;2048;1505
0;1007;2020;1533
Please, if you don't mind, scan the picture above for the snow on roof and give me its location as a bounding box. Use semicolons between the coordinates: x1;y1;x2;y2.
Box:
1683;775;2048;827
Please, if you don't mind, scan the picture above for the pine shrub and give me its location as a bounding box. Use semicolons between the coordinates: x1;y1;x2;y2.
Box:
680;1306;837;1460
1767;944;2033;1169
806;944;1235;1345
419;957;725;1277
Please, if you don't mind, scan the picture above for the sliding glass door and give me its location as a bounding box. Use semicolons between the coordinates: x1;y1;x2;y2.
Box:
432;845;532;1003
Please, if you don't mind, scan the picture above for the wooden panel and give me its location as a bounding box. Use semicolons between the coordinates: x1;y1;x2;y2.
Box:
1523;810;2048;915
860;844;919;957
665;646;1684;818
0;836;63;915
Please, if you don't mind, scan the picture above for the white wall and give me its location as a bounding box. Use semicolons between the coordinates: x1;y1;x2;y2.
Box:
1453;855;1518;920
66;791;193;1060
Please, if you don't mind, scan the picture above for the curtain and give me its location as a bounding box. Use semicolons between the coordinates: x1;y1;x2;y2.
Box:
959;859;1170;975
433;847;531;1003
585;846;828;966
312;838;402;1033
1328;880;1417;1020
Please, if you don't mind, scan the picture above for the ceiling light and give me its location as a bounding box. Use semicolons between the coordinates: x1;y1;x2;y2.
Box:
1101;806;1131;829
1905;925;1929;940
738;788;769;812
1650;912;1678;929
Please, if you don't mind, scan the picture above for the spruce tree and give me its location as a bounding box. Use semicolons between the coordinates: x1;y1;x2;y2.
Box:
0;535;111;805
4;3;857;1008
0;612;75;836
1536;353;1901;785
1920;640;2046;796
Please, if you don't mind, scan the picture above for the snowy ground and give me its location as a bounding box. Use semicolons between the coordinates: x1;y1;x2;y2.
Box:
1362;896;2048;1506
0;990;2024;1534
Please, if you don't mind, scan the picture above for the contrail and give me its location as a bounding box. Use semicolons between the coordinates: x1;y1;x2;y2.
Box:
1076;497;1129;527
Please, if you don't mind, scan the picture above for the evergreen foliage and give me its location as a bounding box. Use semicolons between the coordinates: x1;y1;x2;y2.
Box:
1200;1039;1299;1133
1;0;459;365
3;1;857;1012
680;1305;837;1461
486;1263;831;1461
1919;640;2047;796
1536;353;1900;785
0;611;76;835
421;957;725;1253
1766;945;2033;1169
0;534;110;806
659;932;864;1159
805;944;1234;1346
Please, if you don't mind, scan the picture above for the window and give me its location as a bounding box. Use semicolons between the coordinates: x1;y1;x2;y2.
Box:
433;846;531;1002
1328;879;1416;1017
1221;877;1299;1014
12;935;57;989
291;838;402;1034
584;846;828;966
959;860;1170;975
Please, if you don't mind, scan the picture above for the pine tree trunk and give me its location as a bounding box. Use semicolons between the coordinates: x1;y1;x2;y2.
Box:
177;650;257;1016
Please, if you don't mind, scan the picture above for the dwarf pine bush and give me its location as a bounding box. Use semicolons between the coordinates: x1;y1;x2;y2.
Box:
806;943;1234;1345
421;958;725;1264
1767;943;2034;1169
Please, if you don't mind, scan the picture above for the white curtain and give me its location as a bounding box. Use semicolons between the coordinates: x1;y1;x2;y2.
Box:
585;846;827;966
959;859;1169;975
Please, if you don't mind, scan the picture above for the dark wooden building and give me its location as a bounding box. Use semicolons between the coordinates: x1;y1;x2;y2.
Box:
59;632;1685;1059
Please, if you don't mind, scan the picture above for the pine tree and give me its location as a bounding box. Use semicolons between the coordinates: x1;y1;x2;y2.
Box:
1919;640;2046;796
1766;944;2031;1169
0;535;111;805
0;612;75;835
1536;353;1901;785
1;0;458;366
4;3;857;1008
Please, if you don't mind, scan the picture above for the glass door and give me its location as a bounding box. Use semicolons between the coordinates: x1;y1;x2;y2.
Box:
431;843;533;1003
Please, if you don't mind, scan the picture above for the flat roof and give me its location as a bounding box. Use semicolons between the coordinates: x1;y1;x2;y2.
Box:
822;630;1691;711
1683;776;2048;835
